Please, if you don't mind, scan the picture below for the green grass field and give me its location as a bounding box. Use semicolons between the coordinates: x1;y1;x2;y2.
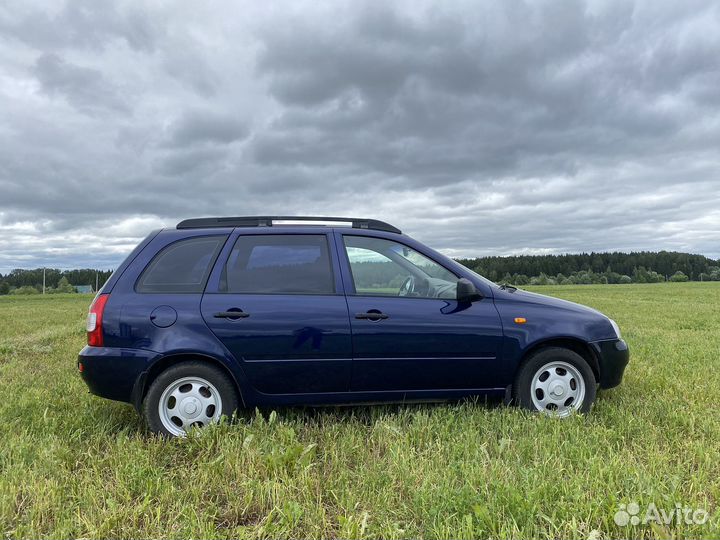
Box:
1;284;718;539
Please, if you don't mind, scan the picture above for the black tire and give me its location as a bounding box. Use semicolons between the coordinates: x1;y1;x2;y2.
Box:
513;347;596;415
143;361;239;437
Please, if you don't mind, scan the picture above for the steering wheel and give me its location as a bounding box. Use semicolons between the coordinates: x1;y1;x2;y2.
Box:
399;275;415;296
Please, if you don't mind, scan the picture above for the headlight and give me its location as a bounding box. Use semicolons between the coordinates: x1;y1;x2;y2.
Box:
608;318;622;339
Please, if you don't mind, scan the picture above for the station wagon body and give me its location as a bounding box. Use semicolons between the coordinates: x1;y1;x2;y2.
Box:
78;217;629;436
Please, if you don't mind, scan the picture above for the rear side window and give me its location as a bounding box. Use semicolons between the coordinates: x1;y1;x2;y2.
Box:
221;235;334;294
136;236;226;293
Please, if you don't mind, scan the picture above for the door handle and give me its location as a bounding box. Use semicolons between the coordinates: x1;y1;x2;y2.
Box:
355;311;389;321
214;310;250;320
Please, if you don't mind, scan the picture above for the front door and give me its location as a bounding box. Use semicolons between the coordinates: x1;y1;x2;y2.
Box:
202;232;352;394
338;233;505;391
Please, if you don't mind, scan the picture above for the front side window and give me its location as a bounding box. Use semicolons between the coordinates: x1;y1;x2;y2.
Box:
221;235;334;294
137;236;226;293
343;236;458;299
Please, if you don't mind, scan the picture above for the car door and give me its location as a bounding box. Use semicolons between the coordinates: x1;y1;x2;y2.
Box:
201;231;353;394
337;232;505;391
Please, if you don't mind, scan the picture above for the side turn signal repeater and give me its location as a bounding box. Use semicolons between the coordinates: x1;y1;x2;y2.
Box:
514;317;527;324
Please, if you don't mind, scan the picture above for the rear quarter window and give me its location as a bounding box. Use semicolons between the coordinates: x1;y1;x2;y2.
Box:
136;235;226;293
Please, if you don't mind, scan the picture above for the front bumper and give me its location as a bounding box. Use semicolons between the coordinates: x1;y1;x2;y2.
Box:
78;346;157;405
590;338;629;389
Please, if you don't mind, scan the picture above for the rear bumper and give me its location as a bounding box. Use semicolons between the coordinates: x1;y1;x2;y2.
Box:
590;339;629;389
78;346;157;405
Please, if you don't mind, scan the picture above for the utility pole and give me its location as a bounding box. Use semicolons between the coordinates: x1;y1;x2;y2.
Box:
95;271;99;292
42;267;46;295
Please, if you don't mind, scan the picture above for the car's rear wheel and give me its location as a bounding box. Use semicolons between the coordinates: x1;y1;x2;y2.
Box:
143;361;238;437
514;347;596;416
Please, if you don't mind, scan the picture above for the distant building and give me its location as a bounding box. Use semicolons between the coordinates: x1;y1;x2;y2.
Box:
75;285;94;294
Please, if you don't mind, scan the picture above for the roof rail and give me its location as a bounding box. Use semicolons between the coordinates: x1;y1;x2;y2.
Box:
176;216;402;234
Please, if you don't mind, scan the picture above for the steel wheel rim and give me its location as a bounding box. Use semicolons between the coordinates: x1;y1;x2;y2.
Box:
530;360;586;417
158;376;223;436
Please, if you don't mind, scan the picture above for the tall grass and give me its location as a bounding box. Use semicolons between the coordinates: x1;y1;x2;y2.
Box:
0;284;718;538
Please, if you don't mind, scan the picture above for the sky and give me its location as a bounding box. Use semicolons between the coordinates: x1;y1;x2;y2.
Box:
1;0;719;273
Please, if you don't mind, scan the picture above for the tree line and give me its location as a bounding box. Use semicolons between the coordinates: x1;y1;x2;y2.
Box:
0;268;113;295
457;251;720;285
1;250;718;295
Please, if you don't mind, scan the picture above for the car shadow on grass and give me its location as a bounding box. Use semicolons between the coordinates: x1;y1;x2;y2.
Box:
249;395;507;426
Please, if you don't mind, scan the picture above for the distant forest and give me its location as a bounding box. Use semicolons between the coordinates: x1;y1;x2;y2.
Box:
457;251;720;285
0;268;113;295
1;250;719;294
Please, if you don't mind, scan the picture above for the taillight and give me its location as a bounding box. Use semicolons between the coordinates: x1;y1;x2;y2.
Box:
87;294;110;347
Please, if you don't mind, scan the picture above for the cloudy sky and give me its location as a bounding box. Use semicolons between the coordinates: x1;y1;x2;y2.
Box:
1;0;719;273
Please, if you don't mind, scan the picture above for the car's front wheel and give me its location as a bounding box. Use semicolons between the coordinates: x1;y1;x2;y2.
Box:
514;347;596;416
143;361;239;437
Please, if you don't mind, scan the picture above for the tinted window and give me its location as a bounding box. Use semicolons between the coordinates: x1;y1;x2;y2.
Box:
343;235;458;299
136;236;225;293
222;235;334;294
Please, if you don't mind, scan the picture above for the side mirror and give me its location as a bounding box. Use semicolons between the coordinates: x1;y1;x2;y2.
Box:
457;278;483;303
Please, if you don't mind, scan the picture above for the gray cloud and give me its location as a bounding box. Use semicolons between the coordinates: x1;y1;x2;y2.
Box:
0;0;160;52
167;109;249;148
0;0;719;273
252;1;717;182
33;52;129;113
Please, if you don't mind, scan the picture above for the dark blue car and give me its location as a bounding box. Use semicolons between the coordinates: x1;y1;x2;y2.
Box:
79;216;629;436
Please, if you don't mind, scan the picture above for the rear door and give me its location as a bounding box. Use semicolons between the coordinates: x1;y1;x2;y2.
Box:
201;231;352;394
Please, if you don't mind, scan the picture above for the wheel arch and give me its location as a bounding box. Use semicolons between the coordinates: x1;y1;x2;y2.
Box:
131;352;245;412
518;337;600;382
